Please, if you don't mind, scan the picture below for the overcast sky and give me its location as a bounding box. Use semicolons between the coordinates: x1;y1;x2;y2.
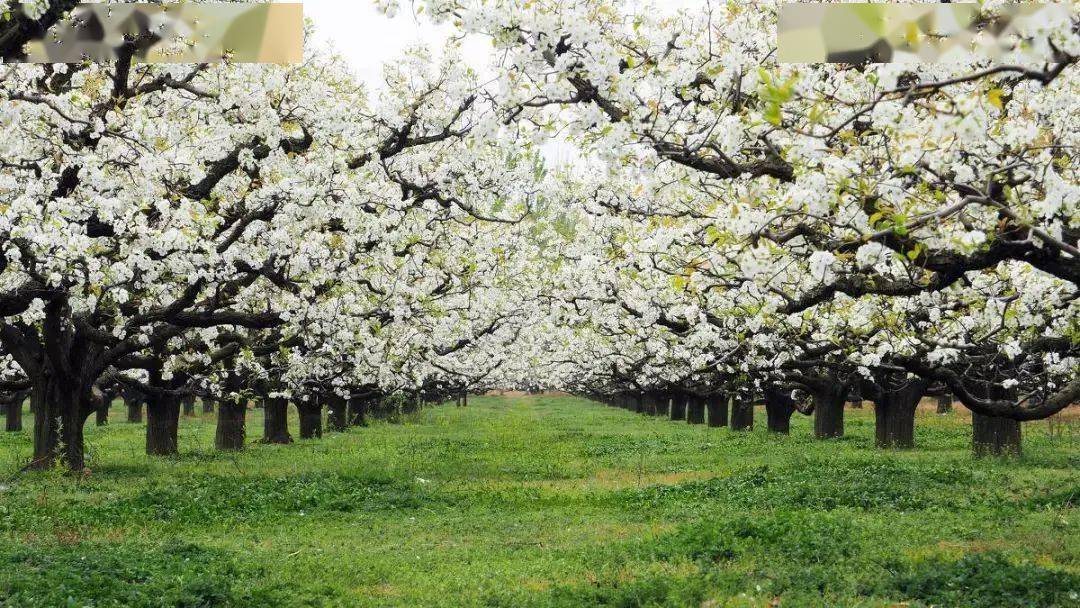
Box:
300;0;705;166
302;0;491;89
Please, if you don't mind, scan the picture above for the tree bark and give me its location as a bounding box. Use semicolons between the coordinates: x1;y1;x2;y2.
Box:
29;375;60;469
972;384;1022;457
669;393;686;421
297;400;322;439
95;395;109;426
55;383;92;472
4;393;22;432
763;386;796;434
686;394;705;424
707;394;728;428
973;412;1022;457
730;395;754;431
872;378;930;449
146;394;181;456
326;394;348;431
182;394;196;416
214;399;246;451
811;384;846;439
126;396;142;423
347;397;368;427
936;394;953;414
262;397;292;444
202;399;214;414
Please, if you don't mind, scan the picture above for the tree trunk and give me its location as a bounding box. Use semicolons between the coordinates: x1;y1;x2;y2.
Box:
707;394;728;428
972;384;1021;457
653;394;667;416
763;386;796;434
632;393;645;414
214;399;246;451
55;384;92;472
326;395;348;431
29;375;60;470
730;395;754;431
936;394;953;414
811;384;845;439
182;394;196;416
347;397;368;427
686;395;705;424
401;395;420;416
95;396;108;427
972;413;1022;457
126;397;142;423
297;400;322;439
262;397;292;444
669;393;686;421
202;399;214;414
5;393;22;432
146;394;181;456
873;378;930;449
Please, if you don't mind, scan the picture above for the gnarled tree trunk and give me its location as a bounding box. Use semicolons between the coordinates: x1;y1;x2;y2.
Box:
182;394;196;416
326;395;348;431
669;393;686;421
763;386;796;434
29;375;60;469
730;395;754;431
146;394;181;456
214;398;246;451
4;392;23;432
936;394;953;414
973;413;1022;457
686;395;705;424
972;384;1022;457
811;384;845;439
95;395;109;427
707;394;728;428
872;377;930;449
347;397;368;427
126;396;142;423
297;400;322;439
262;397;292;444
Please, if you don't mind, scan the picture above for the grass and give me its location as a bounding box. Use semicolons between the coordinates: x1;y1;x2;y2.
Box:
0;395;1077;607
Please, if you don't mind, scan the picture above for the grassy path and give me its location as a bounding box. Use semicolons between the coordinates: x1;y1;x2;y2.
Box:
0;395;1077;607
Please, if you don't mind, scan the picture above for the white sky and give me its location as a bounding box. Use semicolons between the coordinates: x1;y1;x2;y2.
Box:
302;0;492;90
300;0;706;166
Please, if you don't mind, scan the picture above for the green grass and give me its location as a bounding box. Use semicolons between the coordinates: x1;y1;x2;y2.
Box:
0;395;1077;607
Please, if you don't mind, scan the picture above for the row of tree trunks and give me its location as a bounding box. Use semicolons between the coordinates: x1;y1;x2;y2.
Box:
182;394;197;417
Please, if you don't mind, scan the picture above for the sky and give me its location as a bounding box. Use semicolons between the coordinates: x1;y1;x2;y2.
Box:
300;0;707;166
302;0;492;90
